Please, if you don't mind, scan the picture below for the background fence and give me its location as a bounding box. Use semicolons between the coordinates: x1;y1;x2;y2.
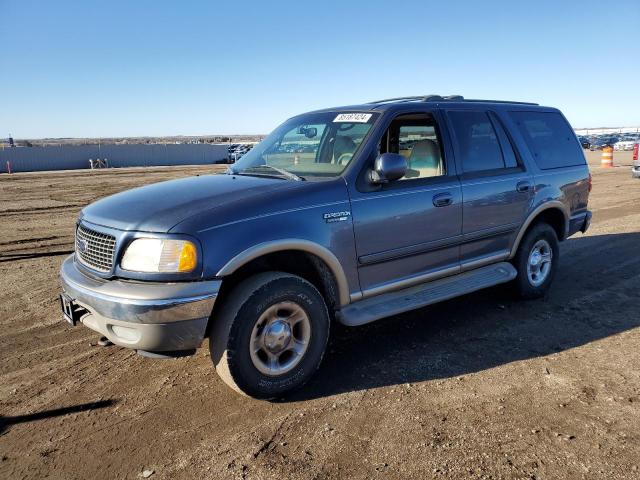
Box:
0;143;229;173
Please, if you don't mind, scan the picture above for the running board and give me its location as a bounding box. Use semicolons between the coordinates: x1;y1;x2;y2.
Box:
337;262;517;327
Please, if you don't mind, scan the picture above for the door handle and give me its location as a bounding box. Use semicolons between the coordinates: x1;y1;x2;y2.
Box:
433;192;453;207
516;181;532;193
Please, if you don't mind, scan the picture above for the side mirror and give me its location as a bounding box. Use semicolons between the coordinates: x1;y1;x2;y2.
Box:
369;153;407;184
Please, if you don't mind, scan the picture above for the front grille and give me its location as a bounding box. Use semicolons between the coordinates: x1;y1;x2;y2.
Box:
75;224;116;273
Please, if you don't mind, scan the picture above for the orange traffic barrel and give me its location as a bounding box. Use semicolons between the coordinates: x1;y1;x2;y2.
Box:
601;146;614;168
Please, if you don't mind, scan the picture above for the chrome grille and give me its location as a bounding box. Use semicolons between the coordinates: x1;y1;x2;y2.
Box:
75;224;116;272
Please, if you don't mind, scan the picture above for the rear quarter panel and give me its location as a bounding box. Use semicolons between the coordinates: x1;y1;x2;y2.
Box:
496;107;591;229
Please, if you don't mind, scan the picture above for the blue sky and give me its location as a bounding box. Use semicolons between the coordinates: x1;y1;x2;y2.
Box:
1;0;639;138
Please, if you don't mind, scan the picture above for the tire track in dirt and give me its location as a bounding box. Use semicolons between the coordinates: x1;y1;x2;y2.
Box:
0;250;74;263
0;204;83;217
0;235;65;247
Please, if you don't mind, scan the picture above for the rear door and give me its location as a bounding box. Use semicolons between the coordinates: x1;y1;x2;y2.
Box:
445;109;534;268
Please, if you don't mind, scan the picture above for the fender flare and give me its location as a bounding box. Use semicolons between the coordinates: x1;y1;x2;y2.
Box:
509;201;569;258
216;239;351;306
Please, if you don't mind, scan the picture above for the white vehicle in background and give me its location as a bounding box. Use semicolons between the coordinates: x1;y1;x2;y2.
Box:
614;140;638;151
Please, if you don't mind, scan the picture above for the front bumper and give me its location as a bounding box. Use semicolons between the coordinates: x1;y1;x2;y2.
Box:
59;255;221;352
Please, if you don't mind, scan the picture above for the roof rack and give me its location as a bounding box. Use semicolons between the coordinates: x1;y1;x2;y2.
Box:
463;98;539;106
368;95;451;104
367;95;538;106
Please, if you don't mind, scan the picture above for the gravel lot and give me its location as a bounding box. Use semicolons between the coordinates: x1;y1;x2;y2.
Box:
1;152;638;479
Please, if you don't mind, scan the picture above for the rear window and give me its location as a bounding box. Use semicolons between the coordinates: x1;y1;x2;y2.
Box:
447;111;505;173
510;111;585;169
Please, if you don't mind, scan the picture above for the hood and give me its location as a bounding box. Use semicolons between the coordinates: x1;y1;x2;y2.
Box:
81;173;301;232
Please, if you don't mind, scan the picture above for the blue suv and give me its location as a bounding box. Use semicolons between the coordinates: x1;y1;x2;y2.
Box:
60;95;592;398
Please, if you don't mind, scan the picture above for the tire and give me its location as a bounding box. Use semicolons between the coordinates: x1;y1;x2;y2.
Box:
512;222;559;299
209;272;330;399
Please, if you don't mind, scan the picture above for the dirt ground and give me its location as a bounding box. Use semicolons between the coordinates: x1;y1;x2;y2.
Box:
1;152;638;480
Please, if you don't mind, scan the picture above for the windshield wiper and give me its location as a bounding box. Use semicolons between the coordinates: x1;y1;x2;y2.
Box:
231;164;304;181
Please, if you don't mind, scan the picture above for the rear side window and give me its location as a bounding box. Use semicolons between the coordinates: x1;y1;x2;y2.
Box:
447;111;505;173
510;111;585;169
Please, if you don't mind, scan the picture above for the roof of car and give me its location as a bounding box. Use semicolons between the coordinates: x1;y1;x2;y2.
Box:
309;95;550;114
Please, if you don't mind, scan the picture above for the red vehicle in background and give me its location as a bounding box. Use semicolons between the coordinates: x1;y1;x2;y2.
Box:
633;143;639;178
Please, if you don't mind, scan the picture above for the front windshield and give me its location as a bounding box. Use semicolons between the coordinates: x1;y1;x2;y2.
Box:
231;111;379;179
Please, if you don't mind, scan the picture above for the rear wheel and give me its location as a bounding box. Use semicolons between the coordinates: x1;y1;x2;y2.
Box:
512;222;559;299
209;272;330;399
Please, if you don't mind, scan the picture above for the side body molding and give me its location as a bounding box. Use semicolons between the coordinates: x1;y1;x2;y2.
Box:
216;239;352;307
508;201;569;258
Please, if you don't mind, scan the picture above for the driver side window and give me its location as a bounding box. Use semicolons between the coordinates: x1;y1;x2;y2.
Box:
380;113;445;181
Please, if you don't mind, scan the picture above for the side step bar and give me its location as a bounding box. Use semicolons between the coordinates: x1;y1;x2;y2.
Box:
337;262;517;327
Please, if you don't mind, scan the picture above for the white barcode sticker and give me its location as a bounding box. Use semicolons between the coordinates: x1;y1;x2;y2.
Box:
333;113;372;123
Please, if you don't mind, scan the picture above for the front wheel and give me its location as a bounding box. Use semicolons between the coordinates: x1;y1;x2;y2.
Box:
512;222;559;299
209;272;330;399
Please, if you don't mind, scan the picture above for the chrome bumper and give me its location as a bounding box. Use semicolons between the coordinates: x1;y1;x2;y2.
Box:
59;255;220;352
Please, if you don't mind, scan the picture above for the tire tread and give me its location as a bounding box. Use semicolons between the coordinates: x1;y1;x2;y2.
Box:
209;272;329;398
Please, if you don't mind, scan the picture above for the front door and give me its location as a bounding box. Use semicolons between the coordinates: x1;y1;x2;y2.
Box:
350;111;463;297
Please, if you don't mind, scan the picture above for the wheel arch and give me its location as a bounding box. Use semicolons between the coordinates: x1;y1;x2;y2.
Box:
509;202;569;259
216;239;351;308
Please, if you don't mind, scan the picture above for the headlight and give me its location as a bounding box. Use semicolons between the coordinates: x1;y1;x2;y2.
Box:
121;238;197;273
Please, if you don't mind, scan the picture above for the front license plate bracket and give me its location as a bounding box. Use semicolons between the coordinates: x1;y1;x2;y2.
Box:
59;293;81;326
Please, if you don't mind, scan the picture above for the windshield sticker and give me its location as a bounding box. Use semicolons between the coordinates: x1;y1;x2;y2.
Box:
333;113;372;123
